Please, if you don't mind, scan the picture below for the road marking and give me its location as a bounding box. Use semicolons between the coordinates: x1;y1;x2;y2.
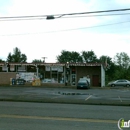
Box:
118;96;122;102
85;95;92;101
116;89;129;92
0;114;117;124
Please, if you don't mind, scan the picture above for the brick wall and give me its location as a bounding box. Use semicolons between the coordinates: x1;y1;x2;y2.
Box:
76;66;101;86
0;72;16;84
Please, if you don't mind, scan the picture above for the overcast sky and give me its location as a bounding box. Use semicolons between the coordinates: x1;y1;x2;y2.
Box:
0;0;130;62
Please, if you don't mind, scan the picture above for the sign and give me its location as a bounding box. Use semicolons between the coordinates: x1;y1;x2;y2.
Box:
10;65;15;71
17;73;35;82
118;118;130;130
45;66;50;71
2;65;7;71
45;66;63;72
51;66;58;71
58;66;63;72
18;66;26;72
69;63;101;66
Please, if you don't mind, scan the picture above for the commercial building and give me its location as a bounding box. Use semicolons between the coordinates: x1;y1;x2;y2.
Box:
0;62;105;87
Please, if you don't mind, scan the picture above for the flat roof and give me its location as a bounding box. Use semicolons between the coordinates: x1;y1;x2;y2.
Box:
0;62;103;66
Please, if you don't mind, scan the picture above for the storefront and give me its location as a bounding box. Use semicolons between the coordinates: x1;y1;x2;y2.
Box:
0;62;105;87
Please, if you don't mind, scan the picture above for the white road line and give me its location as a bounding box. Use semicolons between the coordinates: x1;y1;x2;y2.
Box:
85;95;92;101
118;96;122;102
116;88;130;92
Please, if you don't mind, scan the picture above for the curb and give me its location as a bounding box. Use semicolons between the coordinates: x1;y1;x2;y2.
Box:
0;98;129;106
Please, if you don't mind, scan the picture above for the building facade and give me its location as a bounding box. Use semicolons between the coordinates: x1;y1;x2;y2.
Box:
0;62;105;87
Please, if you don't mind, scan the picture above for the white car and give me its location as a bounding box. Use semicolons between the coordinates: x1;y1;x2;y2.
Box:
108;79;130;87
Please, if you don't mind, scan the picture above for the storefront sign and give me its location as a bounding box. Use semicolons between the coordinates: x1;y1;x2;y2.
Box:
18;66;26;71
10;65;15;71
45;66;63;72
17;72;35;82
2;66;7;71
45;66;50;71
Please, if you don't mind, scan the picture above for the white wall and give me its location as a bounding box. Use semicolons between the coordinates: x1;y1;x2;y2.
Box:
101;65;105;87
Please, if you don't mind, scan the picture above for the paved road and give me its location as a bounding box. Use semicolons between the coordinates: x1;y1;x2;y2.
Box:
0;102;129;130
0;86;130;105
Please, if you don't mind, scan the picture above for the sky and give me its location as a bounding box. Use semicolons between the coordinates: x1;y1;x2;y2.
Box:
0;0;130;63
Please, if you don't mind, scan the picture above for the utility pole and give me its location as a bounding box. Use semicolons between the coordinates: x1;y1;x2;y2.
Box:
42;57;47;63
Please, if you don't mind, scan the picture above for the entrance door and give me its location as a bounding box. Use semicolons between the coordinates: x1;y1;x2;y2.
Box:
92;75;99;86
71;74;76;86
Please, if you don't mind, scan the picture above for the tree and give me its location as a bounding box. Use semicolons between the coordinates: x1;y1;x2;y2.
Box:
114;52;130;69
7;47;27;62
113;52;130;79
99;55;112;64
56;50;83;63
32;59;43;63
99;55;116;83
0;59;5;62
70;51;83;63
7;52;13;62
81;50;98;63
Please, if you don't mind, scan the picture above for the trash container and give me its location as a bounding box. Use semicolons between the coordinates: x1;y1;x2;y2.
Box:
12;78;16;85
32;79;41;86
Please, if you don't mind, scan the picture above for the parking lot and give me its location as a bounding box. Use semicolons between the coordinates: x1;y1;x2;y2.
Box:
0;86;129;105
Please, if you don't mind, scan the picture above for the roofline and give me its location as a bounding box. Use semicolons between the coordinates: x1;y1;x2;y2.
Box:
0;62;103;66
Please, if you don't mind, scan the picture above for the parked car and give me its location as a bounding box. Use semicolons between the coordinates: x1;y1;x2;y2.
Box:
77;78;90;89
108;79;130;87
42;79;52;83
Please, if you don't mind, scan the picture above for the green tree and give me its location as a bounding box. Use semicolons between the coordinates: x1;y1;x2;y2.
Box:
6;52;13;62
70;51;83;63
56;50;83;63
0;59;5;62
99;55;116;83
99;55;112;65
114;52;130;69
113;52;130;79
7;47;27;62
32;59;42;63
81;50;98;63
125;66;130;80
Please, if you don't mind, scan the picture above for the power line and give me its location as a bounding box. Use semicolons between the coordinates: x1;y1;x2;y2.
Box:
0;13;130;21
50;21;130;32
0;20;130;36
56;8;130;18
0;8;130;21
63;13;130;18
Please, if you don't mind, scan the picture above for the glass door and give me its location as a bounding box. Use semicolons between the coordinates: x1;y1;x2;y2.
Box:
71;74;76;86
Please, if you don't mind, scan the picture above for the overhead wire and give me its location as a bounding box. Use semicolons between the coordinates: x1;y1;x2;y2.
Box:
0;20;130;36
0;8;130;21
0;8;130;36
0;13;130;21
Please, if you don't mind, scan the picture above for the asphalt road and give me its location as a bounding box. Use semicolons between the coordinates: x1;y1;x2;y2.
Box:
0;86;130;106
0;102;129;130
